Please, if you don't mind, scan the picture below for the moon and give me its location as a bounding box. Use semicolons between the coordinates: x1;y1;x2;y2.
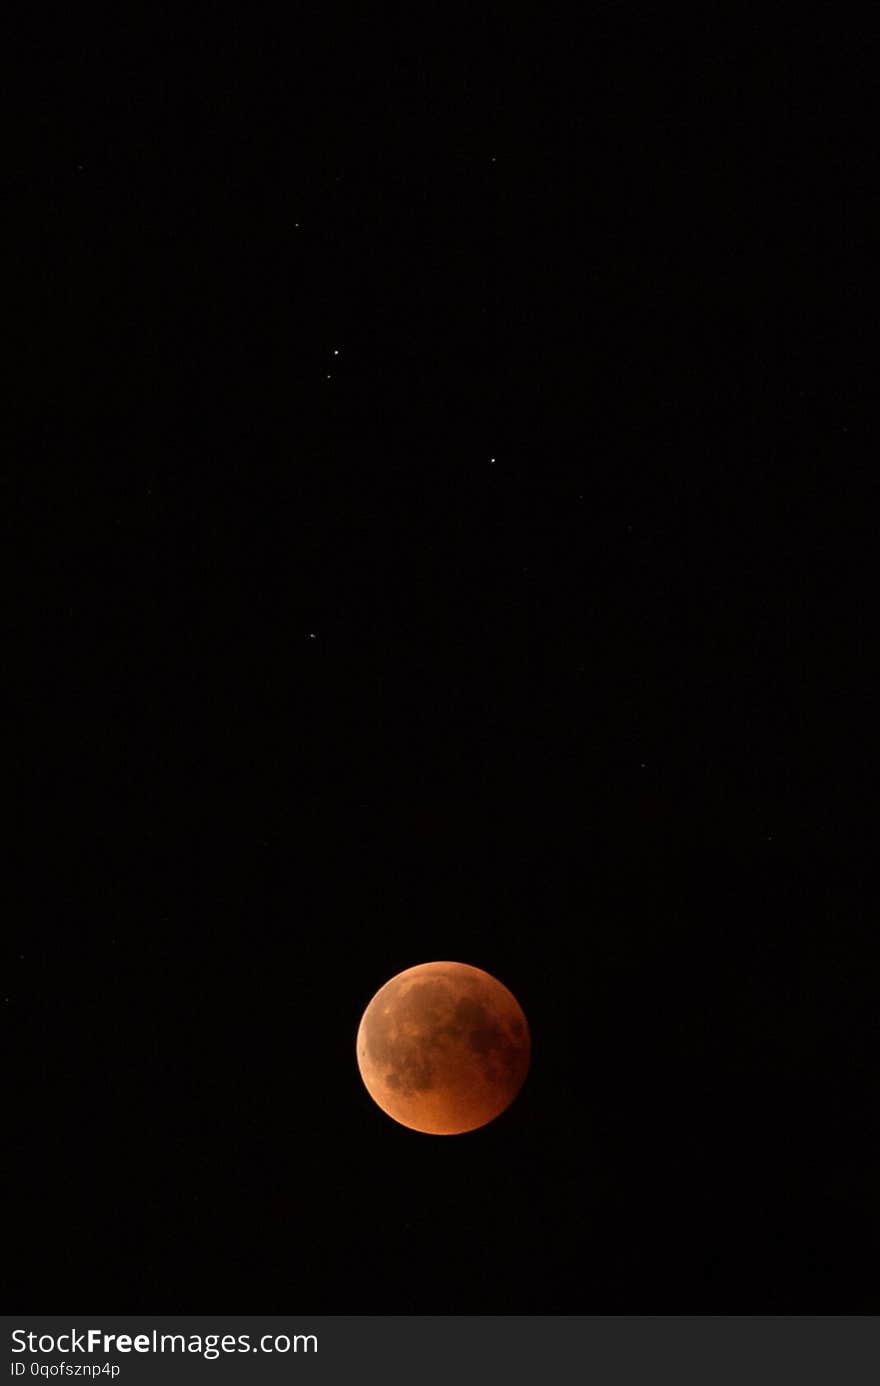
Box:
356;960;530;1134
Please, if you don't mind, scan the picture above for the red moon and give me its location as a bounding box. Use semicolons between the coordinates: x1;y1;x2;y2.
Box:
356;960;530;1134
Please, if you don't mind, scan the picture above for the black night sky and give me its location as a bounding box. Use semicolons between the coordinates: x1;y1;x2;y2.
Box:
8;14;875;1312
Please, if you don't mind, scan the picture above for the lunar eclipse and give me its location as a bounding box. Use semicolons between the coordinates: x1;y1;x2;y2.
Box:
356;961;530;1134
